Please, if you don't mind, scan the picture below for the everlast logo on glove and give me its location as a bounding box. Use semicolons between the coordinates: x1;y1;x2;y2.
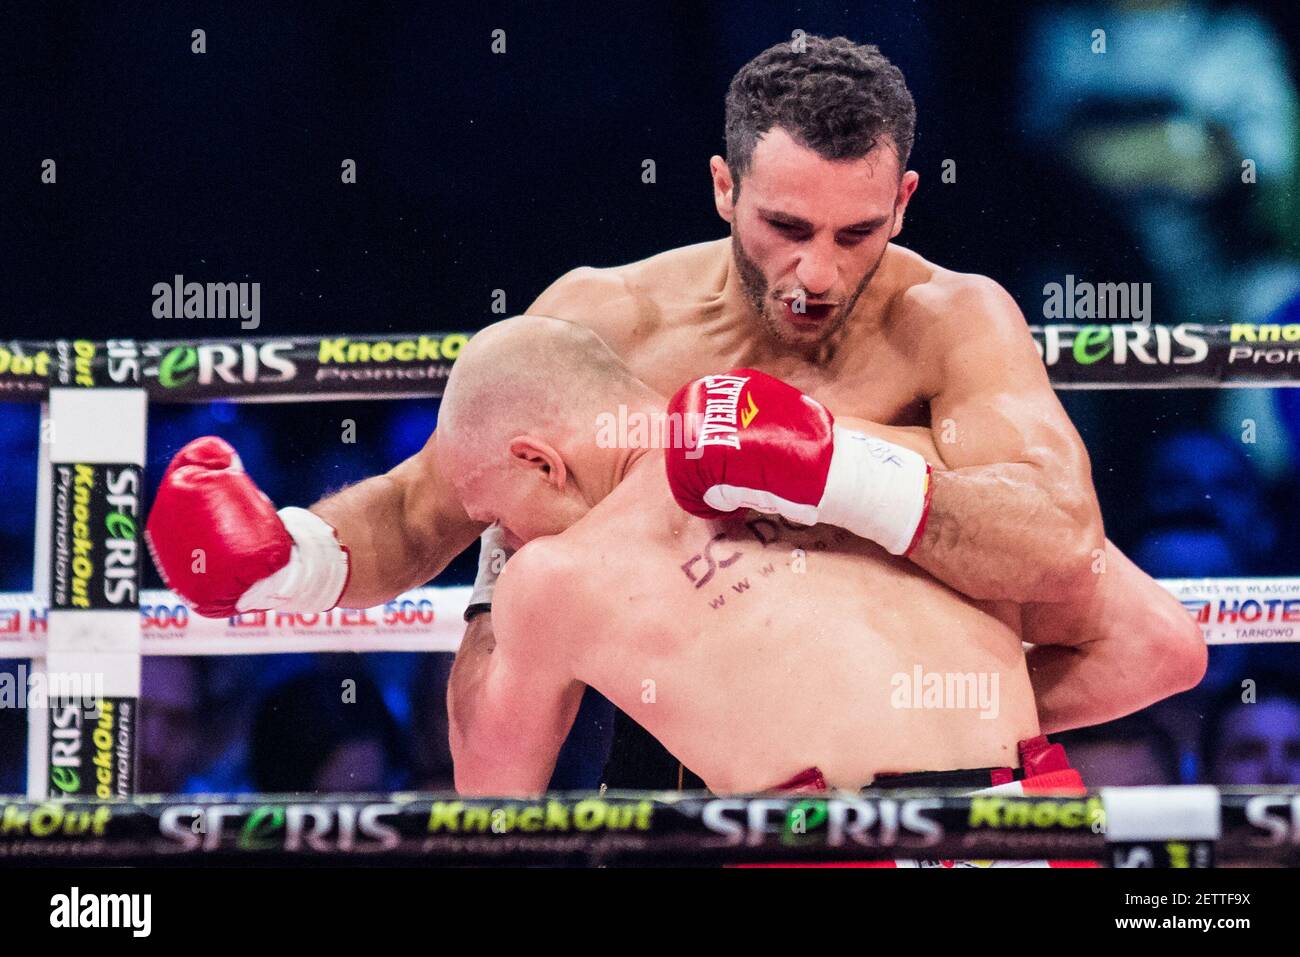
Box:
695;374;750;450
666;367;931;556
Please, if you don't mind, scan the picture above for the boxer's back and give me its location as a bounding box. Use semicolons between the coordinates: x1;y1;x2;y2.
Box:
534;456;1040;793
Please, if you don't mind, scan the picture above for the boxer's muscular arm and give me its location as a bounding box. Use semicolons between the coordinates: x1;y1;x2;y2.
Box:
836;417;944;464
908;278;1204;725
448;540;586;796
910;277;1104;604
312;428;485;607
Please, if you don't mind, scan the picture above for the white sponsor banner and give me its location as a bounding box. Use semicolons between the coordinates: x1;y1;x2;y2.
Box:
1164;578;1300;646
0;586;472;657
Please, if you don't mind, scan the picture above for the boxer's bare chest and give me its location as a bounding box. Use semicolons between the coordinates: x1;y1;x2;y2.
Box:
619;313;932;428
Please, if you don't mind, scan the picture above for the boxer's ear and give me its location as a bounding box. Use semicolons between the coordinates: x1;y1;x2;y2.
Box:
508;437;567;489
710;155;736;223
890;170;920;238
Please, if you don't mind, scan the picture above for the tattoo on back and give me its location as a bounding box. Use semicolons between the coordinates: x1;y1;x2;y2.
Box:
675;515;850;610
679;533;742;589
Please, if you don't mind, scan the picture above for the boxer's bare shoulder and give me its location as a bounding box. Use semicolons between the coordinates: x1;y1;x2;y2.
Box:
527;240;730;356
880;246;1037;392
503;464;680;643
492;533;590;660
884;247;1024;340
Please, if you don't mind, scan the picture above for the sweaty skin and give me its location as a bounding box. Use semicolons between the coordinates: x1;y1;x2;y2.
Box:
511;239;1203;732
450;411;1040;796
317;133;1204;735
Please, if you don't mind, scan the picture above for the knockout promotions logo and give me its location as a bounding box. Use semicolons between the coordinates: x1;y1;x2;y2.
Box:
314;334;467;385
47;461;141;800
1228;322;1300;365
0;344;50;396
0;801;113;839
426;798;653;836
968;794;1103;830
51;463;142;609
49;698;134;800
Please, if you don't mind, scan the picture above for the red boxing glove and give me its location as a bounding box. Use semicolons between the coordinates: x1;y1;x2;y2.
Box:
666;369;835;522
665;370;932;555
145;436;349;617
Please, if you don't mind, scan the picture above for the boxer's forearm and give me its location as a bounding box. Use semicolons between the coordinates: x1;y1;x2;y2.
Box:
907;463;1104;604
833;415;1101;603
447;614;501;792
311;474;437;606
312;443;484;607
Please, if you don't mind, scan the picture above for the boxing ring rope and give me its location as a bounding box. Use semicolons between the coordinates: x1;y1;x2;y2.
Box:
2;324;1299;864
0;786;1295;866
2;578;1298;658
0;587;471;657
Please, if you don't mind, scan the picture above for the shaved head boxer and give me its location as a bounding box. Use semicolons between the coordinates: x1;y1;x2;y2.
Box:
439;315;1047;796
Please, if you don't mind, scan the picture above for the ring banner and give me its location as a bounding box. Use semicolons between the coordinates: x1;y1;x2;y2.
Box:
2;324;1300;404
0;334;471;403
1030;322;1300;388
0;586;472;657
43;389;147;800
1;580;1296;658
0;788;1293;866
1165;577;1300;645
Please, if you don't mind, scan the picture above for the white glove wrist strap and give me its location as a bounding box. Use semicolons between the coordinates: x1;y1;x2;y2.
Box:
815;426;931;555
468;523;514;609
237;507;350;613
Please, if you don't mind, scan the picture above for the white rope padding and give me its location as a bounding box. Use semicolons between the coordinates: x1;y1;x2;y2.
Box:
0;578;1296;658
0;586;470;657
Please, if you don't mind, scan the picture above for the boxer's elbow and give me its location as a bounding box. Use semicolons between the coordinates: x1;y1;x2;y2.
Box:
452;751;510;797
452;738;549;798
1149;602;1208;696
